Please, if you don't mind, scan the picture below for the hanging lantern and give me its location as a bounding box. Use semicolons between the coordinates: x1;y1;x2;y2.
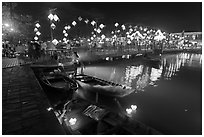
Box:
36;31;41;36
121;24;126;30
64;33;68;37
52;39;59;45
72;21;77;26
51;23;56;30
63;38;67;41
48;13;54;20
78;16;82;21
85;19;89;24
99;24;105;29
101;34;106;39
63;30;66;34
35;23;40;28
34;28;38;32
96;28;101;34
34;36;38;41
115;23;119;27
91;20;96;26
53;14;59;21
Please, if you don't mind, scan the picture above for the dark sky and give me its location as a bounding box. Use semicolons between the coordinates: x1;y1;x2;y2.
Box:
15;2;202;40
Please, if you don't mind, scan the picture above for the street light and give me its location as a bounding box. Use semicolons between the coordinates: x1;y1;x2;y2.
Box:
48;9;60;41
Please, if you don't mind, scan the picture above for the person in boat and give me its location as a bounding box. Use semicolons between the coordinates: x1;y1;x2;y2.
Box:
72;51;85;75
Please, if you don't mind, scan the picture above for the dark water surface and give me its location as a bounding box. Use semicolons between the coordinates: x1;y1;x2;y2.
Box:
81;53;202;135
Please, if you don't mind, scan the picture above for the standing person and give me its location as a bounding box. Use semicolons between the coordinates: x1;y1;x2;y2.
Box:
72;51;85;75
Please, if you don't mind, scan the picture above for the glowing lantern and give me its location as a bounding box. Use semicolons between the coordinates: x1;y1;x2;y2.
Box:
50;23;56;30
67;25;71;30
126;108;132;114
64;33;68;37
63;38;67;41
69;118;77;126
91;37;94;40
52;39;59;45
121;24;126;30
48;14;54;20
35;23;40;28
96;28;101;34
34;28;38;32
131;105;137;110
101;34;105;39
36;31;41;36
72;21;77;26
78;16;82;21
99;24;105;29
63;30;66;34
91;20;96;26
4;23;9;27
115;23;119;27
85;19;89;24
53;14;59;21
34;36;38;41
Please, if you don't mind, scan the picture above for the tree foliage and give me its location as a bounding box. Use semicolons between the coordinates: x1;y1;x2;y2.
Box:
2;2;34;44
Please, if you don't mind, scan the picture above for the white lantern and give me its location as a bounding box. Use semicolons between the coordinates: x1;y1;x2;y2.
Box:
34;36;38;41
91;20;96;26
53;14;59;21
50;23;56;30
115;23;119;27
35;23;40;28
78;16;82;21
63;30;66;34
36;31;41;36
48;14;54;20
85;19;89;24
99;24;105;29
72;21;77;26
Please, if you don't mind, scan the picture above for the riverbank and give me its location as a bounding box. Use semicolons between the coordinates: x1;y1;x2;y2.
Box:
76;48;202;65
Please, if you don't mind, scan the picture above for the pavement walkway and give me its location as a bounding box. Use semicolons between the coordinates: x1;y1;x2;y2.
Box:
2;65;66;135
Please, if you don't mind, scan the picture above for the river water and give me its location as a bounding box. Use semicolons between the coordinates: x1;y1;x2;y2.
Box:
81;52;202;135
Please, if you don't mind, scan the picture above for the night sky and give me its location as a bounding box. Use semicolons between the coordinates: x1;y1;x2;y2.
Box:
15;2;202;40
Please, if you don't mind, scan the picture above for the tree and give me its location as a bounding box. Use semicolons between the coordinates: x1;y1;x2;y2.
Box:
2;2;33;44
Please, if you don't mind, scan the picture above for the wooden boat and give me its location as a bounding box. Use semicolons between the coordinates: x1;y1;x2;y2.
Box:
59;98;162;135
74;74;135;98
39;70;78;93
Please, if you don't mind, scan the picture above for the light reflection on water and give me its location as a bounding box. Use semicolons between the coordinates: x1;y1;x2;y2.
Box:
83;53;202;93
82;53;202;135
